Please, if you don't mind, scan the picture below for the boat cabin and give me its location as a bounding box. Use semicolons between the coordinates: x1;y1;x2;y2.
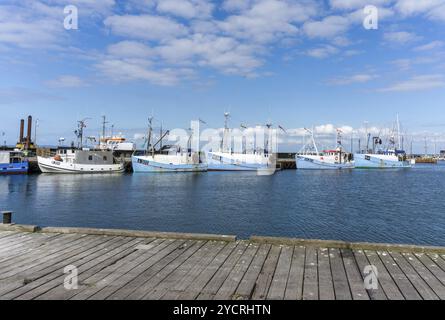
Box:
53;149;115;165
0;151;25;164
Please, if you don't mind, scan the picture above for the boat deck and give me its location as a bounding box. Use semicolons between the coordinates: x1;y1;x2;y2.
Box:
0;227;444;300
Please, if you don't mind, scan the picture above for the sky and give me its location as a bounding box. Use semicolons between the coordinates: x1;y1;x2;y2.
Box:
1;0;445;153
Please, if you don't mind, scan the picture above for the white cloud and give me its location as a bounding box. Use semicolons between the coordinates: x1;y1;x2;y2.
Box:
383;31;421;44
305;45;339;58
218;0;318;43
327;73;378;85
156;0;214;19
303;16;350;39
394;0;445;16
107;41;153;58
45;75;85;88
329;0;392;10
104;14;188;41
379;74;445;92
413;40;444;51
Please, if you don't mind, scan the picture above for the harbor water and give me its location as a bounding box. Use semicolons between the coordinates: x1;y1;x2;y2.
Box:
1;163;445;246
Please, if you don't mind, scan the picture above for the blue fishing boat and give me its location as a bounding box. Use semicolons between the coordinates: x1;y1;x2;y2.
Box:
0;151;29;175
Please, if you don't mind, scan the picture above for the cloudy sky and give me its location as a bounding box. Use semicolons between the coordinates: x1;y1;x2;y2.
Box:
1;0;445;152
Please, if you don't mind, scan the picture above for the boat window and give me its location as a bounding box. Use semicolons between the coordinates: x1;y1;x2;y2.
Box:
88;155;93;161
103;156;107;161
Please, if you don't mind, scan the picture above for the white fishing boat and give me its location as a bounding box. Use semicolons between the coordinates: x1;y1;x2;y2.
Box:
37;119;125;174
132;118;207;173
206;113;277;172
98;116;135;152
354;116;412;169
37;149;125;174
296;128;354;170
99;136;135;152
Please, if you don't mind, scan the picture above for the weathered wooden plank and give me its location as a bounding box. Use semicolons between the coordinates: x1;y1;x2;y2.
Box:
302;246;318;300
213;243;259;300
340;249;369;300
233;244;270;300
11;236;133;300
364;250;404;300
0;236;125;299
251;245;281;300
0;234;65;264
401;252;445;299
329;248;352;300
0;233;57;256
33;237;149;300
415;253;445;286
427;253;445;273
353;250;387;300
197;242;249;300
172;242;238;300
317;248;335;300
390;251;438;300
146;241;226;300
105;240;202;300
377;251;421;300
70;239;180;300
0;233;84;271
0;234;101;280
266;246;293;300
284;246;305;300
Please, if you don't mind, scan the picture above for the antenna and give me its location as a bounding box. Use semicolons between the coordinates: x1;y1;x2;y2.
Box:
101;115;109;142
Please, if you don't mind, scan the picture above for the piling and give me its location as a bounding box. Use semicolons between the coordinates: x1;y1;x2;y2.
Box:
2;211;12;224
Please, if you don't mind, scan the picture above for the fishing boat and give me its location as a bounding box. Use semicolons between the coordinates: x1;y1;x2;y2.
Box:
37;119;124;174
206;113;277;172
132;118;207;173
354;116;412;169
0;151;28;175
296;128;354;170
37;148;125;174
99;136;135;152
98;116;136;152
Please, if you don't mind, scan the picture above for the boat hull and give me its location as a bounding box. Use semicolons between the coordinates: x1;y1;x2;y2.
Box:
206;152;274;171
132;156;207;173
296;155;354;170
37;156;125;174
354;154;412;169
0;162;28;175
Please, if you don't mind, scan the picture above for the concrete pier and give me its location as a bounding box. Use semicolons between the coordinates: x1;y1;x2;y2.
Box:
0;224;444;300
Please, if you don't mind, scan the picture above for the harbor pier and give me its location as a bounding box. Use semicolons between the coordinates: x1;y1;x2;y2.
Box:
0;220;444;300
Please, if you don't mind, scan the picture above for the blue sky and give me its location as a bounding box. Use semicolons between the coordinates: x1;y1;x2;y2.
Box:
1;0;445;152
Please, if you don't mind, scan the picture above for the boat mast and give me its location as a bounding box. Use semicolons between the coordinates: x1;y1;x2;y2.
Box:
305;127;319;155
265;123;272;155
396;114;401;150
147;117;153;156
75;118;89;149
221;112;230;152
101;115;108;142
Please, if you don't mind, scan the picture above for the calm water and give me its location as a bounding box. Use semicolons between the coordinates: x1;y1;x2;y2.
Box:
1;164;445;246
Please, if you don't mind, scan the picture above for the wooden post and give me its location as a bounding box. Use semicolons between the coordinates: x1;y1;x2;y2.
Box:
2;211;12;224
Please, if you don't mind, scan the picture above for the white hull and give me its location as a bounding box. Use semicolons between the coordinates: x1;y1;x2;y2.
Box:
132;154;207;173
296;155;354;170
206;151;275;171
37;156;125;174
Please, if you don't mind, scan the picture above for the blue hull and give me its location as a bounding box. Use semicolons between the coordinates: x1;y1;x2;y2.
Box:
296;156;353;170
354;154;411;169
0;162;28;175
132;156;207;172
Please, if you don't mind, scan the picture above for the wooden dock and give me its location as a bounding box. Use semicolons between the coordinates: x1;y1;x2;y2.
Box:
0;226;444;300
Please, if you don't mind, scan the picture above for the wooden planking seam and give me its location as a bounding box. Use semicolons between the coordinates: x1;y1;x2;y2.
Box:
250;236;445;254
